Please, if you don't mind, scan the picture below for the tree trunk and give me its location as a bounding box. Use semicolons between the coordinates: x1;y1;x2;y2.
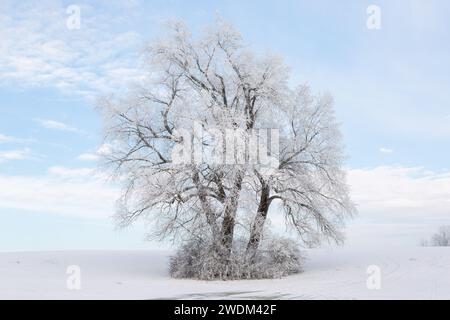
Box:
246;184;270;262
192;170;218;235
218;171;244;266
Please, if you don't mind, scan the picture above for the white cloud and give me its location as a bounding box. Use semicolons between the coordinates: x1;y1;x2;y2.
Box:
379;147;394;154
77;144;113;162
35;118;79;133
0;134;34;145
0;1;144;98
0;167;118;219
97;143;113;156
0;134;19;143
345;166;450;246
77;153;99;162
48;166;96;179
0;148;31;162
347;166;450;224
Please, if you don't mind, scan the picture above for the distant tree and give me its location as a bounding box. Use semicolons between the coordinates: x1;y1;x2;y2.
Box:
431;225;450;247
98;20;355;279
419;238;429;247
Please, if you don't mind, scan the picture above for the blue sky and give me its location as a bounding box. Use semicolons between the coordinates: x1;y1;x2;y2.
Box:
1;0;450;251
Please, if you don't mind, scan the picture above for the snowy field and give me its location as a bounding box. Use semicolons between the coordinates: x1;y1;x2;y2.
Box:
0;247;449;300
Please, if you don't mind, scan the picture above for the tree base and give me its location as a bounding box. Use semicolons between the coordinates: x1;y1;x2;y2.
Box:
169;236;304;280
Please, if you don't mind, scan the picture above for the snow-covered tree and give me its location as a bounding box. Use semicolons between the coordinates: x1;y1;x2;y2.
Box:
431;225;450;247
98;20;355;279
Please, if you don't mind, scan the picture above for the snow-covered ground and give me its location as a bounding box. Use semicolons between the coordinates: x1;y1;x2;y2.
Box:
0;247;449;300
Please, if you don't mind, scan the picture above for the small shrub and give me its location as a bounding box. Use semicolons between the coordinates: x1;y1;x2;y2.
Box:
430;225;450;247
169;236;304;280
